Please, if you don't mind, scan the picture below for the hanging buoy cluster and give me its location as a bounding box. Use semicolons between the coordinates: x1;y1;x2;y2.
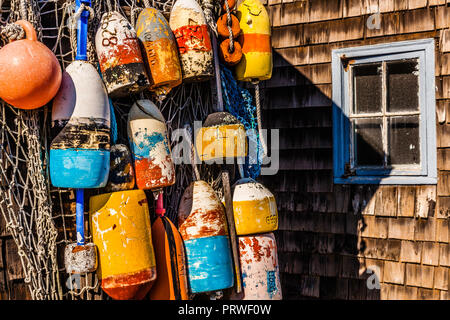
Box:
0;0;280;301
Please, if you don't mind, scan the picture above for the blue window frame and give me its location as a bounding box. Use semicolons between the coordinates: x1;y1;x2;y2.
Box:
332;39;437;184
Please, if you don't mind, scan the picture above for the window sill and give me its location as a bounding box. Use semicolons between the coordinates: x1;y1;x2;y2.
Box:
334;175;437;185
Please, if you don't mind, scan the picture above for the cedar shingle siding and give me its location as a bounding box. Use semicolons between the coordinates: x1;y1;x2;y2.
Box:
260;0;450;299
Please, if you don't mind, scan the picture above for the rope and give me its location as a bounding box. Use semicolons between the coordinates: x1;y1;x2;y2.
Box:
252;81;267;158
223;0;234;53
105;0;113;12
0;23;25;41
143;0;151;8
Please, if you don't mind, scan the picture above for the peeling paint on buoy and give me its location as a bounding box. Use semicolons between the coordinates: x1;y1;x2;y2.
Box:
95;11;149;97
232;178;278;235
235;0;272;81
178;180;234;293
136;8;182;95
169;0;214;82
89;190;156;300
127;99;175;190
239;233;282;300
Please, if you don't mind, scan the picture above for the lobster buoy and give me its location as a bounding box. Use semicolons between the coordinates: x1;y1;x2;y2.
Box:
149;193;189;300
239;233;282;300
217;14;240;39
105;144;135;192
195;112;247;163
127;99;175;190
232;178;278;236
136;7;182;96
219;39;242;66
90;190;157;300
178;180;234;293
169;0;214;82
95;11;150;97
50;61;110;188
235;0;272;81
0;20;62;109
222;0;236;11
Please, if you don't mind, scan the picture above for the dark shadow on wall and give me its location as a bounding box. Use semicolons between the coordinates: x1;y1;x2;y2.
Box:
256;50;387;300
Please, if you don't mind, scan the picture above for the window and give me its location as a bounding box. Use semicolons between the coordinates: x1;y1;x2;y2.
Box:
332;39;436;184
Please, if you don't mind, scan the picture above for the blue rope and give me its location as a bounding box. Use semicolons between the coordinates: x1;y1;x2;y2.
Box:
220;65;262;178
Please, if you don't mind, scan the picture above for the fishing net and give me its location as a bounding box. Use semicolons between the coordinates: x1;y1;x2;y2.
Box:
0;0;242;300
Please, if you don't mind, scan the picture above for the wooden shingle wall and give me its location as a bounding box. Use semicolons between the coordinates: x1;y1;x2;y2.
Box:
260;0;450;299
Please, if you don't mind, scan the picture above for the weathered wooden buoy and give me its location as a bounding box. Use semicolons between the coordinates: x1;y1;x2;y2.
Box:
149;192;189;300
178;180;234;293
169;0;214;82
217;14;240;38
105;144;135;192
127;99;175;190
232;178;278;235
50;61;110;189
195;112;247;163
235;0;272;81
136;7;182;96
0;20;62;109
90;190;157;300
219;39;242;66
239;233;282;300
95;11;150;97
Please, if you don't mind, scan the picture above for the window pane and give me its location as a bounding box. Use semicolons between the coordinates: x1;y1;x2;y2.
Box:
388;116;420;165
387;59;419;112
353;63;382;114
354;118;384;167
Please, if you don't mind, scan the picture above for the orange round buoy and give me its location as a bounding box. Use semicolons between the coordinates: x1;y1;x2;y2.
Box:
0;20;62;109
217;14;240;39
222;0;236;11
219;39;242;66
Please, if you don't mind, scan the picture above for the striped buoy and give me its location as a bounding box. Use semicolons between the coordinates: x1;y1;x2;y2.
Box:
232;178;278;236
178;180;234;294
235;0;272;81
50;61;110;189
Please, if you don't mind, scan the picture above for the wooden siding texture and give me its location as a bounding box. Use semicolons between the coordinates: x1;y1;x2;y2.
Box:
260;0;450;300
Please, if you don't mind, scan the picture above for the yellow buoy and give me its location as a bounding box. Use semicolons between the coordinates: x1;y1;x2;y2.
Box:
232;178;278;236
235;0;272;81
89;190;156;300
